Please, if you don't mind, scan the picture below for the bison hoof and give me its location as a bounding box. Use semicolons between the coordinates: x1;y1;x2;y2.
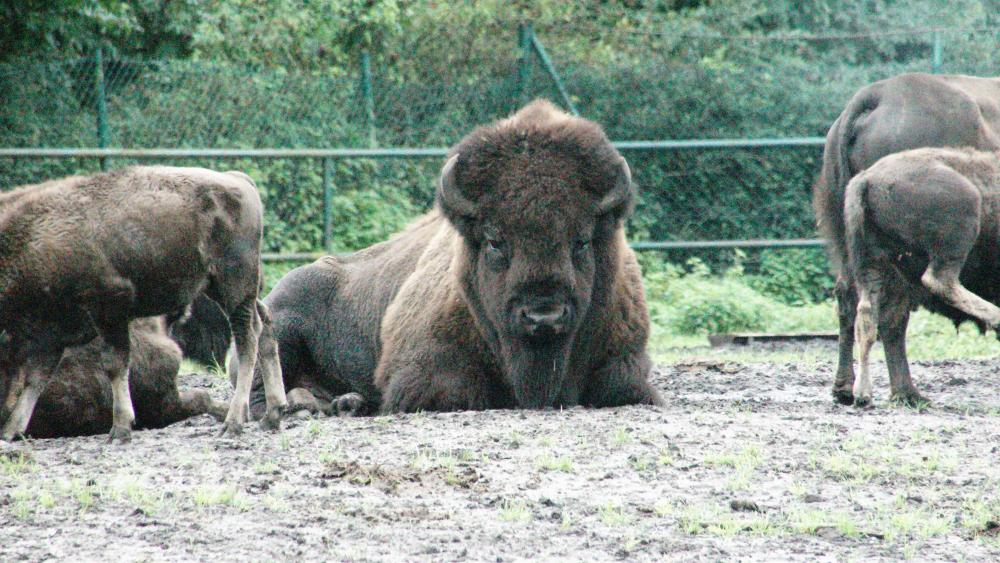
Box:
890;390;929;409
259;406;284;432
853;396;874;409
219;420;244;438
107;426;132;444
335;393;366;417
832;387;855;406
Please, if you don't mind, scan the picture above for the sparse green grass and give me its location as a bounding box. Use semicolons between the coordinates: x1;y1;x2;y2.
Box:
880;507;951;541
599;502;633;527
409;447;456;472
179;358;227;379
613;427;633;446
0;451;35;476
676;503;778;537
499;499;532;523
535;454;574;473
107;475;165;515
960;496;1000;535
191;484;248;509
702;444;763;490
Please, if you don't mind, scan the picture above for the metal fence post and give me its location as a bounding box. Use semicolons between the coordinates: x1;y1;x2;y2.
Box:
322;157;334;252
361;51;377;148
516;22;533;105
530;32;579;115
932;30;942;74
94;47;110;171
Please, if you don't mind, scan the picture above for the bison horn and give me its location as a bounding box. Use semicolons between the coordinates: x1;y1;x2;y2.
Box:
597;157;633;216
437;154;478;219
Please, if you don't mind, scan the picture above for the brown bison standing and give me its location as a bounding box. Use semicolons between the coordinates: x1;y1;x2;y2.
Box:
813;73;1000;406
1;317;227;438
0;166;287;441
846;148;1000;405
253;100;662;414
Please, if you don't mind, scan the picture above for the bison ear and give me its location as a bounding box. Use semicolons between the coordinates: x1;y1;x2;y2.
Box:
597;157;634;218
436;154;478;224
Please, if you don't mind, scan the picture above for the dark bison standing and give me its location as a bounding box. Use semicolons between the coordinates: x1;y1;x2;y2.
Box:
253;99;662;415
813;73;1000;406
846;147;1000;405
0;166;287;441
3;317;227;438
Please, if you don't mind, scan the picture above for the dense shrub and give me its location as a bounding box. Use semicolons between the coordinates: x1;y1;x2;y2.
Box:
645;260;773;335
746;248;835;306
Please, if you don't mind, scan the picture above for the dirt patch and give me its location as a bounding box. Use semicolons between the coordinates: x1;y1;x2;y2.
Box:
2;356;1000;561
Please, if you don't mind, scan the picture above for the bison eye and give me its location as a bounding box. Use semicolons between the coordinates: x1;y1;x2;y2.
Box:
573;238;592;254
485;237;508;257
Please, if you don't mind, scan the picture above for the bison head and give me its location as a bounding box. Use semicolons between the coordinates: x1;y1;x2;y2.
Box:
437;100;634;408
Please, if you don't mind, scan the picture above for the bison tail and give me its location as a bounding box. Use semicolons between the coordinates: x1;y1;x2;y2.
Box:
814;87;880;275
843;175;871;284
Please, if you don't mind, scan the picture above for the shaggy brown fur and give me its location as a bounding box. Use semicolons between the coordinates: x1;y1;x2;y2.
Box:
0;317;227;438
254;99;662;414
845;147;1000;406
170;294;232;367
0;166;287;441
812;73;1000;406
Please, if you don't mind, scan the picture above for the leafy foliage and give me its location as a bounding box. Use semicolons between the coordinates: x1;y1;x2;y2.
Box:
3;0;996;299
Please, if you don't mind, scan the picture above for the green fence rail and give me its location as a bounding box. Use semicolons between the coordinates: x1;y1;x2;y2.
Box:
0;140;828;261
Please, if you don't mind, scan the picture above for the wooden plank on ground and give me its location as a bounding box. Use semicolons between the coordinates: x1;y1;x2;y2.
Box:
708;332;839;347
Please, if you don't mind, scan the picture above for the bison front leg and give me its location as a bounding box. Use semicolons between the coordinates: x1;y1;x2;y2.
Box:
255;301;287;431
1;365;27;425
101;325;136;443
583;352;664;408
1;349;63;441
832;274;859;405
221;297;262;436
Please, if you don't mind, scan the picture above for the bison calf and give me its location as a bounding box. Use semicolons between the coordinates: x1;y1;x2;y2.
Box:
255;99;663;414
2;317;227;438
0;166;287;441
846;147;1000;406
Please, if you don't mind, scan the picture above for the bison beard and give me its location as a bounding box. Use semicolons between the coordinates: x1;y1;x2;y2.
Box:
504;337;570;409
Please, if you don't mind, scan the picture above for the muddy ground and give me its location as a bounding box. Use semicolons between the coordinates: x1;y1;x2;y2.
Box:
2;343;1000;562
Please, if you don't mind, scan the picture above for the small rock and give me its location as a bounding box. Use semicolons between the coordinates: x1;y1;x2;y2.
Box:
729;499;762;513
802;494;825;503
814;526;841;540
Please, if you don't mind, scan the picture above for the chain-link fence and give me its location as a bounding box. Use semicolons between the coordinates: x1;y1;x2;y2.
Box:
2;24;999;265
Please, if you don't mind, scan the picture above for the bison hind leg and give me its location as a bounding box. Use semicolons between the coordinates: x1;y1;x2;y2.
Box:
853;285;878;408
921;264;1000;328
832;274;859;405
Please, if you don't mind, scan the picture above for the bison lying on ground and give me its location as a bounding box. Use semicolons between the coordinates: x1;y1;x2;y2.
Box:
845;147;1000;405
170;294;233;368
813;72;1000;406
0;166;287;441
1;317;227;438
249;99;663;415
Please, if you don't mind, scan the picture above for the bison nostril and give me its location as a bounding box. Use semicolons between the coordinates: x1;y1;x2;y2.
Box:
520;305;569;330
